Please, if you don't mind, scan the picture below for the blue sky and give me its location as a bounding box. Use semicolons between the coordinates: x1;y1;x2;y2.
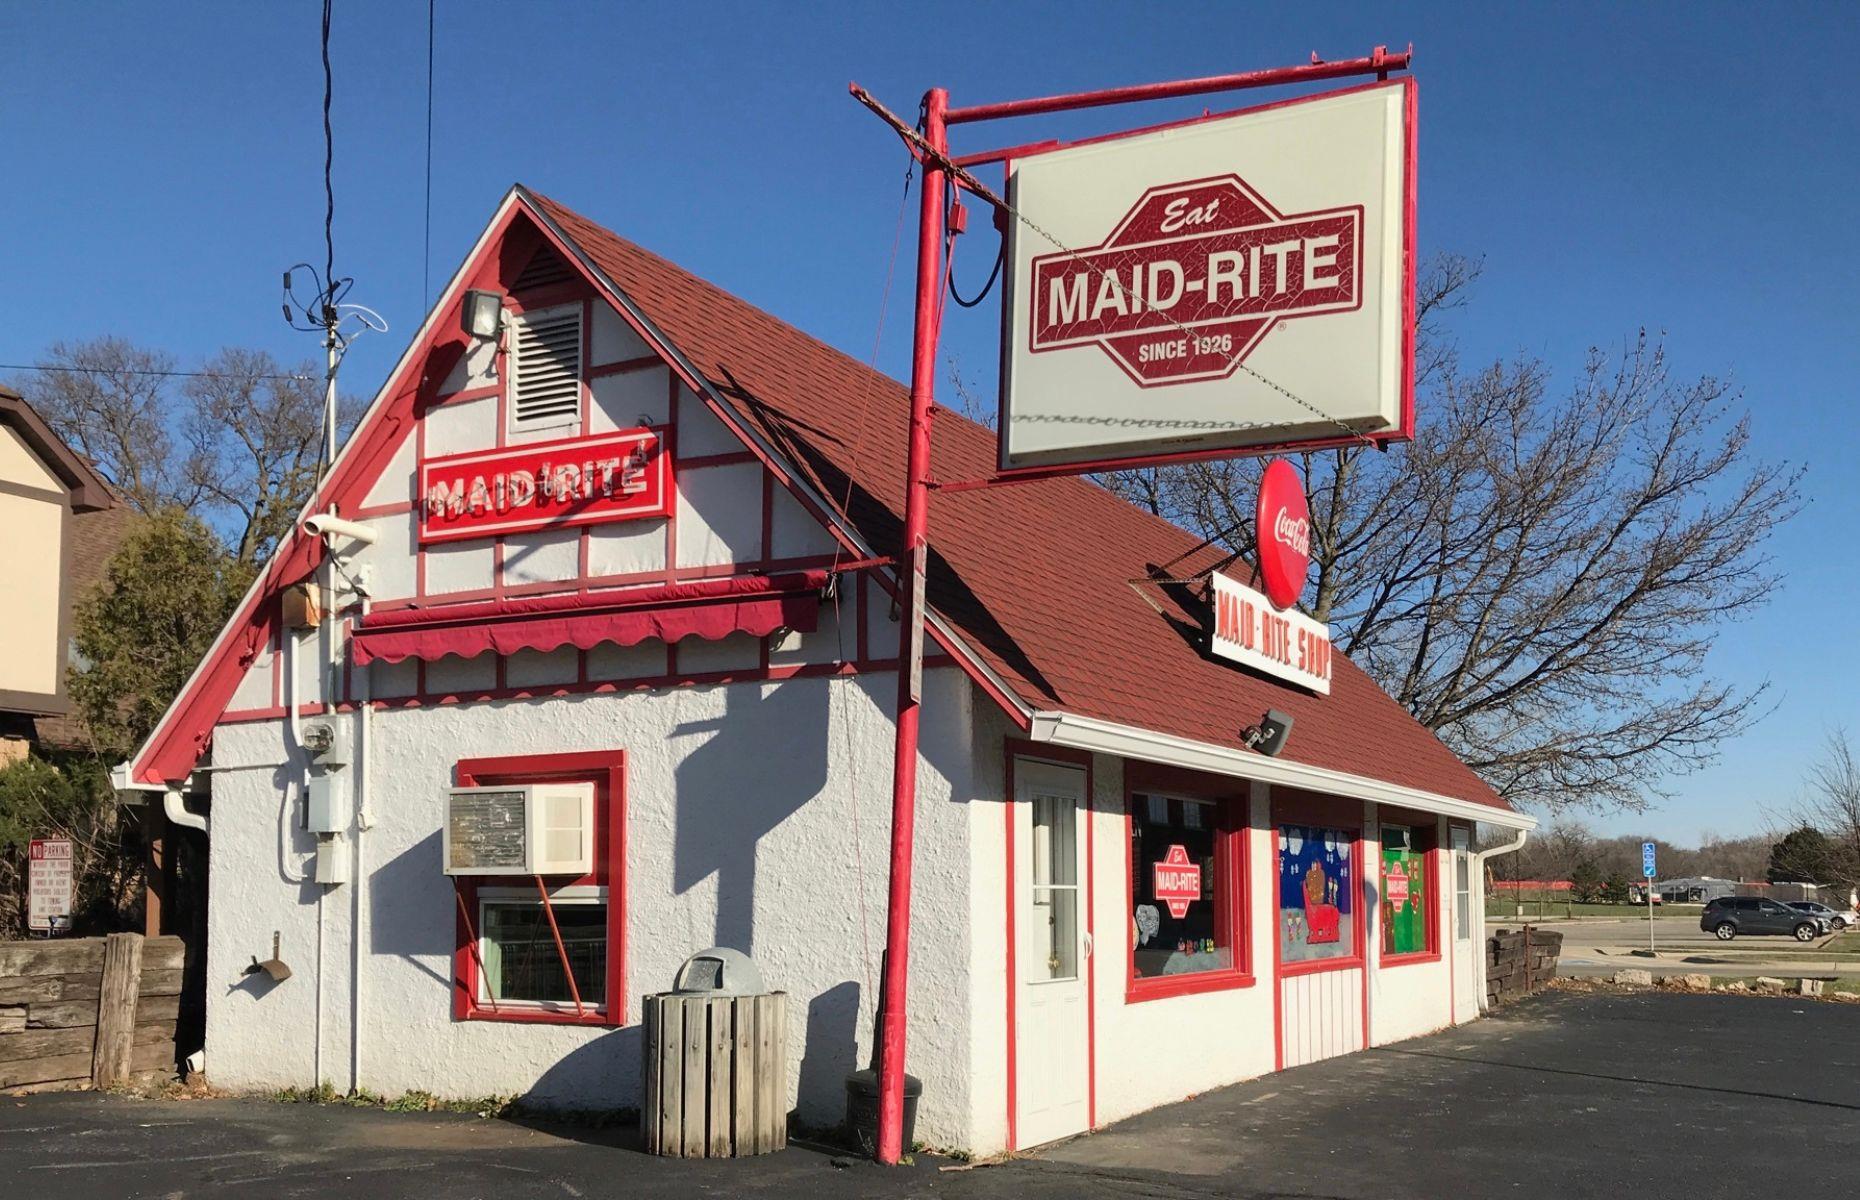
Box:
2;3;1854;843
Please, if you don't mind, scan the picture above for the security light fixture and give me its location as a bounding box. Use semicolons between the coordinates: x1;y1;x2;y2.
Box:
1243;709;1295;758
461;288;506;340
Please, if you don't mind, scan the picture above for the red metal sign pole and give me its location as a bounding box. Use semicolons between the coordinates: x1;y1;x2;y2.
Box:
875;85;948;1166
857;50;1409;1163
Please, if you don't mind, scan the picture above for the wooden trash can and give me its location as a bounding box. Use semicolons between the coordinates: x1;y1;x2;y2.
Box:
642;991;788;1157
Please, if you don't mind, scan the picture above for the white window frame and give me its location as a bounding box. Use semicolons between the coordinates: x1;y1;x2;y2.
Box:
476;884;608;1013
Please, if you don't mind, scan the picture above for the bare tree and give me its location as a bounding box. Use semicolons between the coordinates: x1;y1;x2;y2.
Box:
14;337;200;515
182;348;334;565
12;337;356;566
1108;255;1800;813
1777;731;1860;894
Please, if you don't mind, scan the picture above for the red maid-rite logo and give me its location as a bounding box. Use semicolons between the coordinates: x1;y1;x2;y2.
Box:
1027;174;1363;388
1255;458;1310;610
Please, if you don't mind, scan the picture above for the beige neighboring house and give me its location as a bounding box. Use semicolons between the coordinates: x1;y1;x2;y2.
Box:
0;384;126;762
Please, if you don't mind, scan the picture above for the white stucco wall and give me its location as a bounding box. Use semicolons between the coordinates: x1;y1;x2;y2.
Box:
1365;811;1456;1046
202;666;991;1148
1087;773;1279;1127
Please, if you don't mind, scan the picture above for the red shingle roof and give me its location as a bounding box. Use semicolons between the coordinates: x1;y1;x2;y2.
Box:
530;190;1509;813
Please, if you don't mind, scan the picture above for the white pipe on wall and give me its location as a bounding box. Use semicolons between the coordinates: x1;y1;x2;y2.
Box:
163;788;209;834
349;593;374;1095
1472;829;1530;1014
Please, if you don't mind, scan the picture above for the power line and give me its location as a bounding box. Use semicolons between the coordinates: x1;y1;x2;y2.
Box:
1;363;315;383
321;0;336;302
422;0;435;305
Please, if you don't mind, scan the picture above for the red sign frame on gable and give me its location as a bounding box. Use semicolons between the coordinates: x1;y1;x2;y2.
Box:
418;428;671;545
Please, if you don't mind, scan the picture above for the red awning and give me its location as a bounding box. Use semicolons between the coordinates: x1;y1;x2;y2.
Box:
350;571;828;666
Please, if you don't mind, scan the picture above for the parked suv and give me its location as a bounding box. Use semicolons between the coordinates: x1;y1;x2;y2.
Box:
1787;901;1849;932
1700;896;1823;941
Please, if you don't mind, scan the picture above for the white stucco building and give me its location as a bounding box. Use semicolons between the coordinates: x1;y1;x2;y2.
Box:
122;186;1532;1155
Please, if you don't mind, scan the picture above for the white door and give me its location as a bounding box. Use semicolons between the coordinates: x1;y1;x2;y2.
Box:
1014;759;1090;1148
1450;826;1479;1022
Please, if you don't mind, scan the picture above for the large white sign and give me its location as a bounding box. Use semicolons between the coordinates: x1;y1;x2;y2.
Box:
1209;572;1331;695
28;838;74;933
999;80;1414;472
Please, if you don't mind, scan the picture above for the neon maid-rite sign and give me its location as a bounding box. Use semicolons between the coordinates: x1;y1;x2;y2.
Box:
418;428;671;544
1209;570;1331;694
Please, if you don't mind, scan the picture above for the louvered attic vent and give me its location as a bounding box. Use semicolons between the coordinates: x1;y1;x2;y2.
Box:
509;304;583;430
513;247;576;294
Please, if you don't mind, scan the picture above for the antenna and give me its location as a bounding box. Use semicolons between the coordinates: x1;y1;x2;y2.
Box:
280;0;386;478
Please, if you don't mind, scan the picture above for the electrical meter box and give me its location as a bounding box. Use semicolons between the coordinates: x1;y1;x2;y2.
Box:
443;783;595;876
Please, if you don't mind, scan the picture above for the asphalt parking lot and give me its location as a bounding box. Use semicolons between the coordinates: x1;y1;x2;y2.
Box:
2;988;1856;1200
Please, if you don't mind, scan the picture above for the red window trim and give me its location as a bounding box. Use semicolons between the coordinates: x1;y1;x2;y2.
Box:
451;750;628;1027
1376;817;1442;968
1271;789;1368;978
1123;762;1253;1004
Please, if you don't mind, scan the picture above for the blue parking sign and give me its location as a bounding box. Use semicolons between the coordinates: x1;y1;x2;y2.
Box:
1642;841;1657;878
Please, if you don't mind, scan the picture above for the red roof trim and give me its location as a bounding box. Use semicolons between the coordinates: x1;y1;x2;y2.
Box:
132;185;1509;819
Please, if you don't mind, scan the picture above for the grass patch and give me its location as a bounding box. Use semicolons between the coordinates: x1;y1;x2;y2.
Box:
265;1084;636;1125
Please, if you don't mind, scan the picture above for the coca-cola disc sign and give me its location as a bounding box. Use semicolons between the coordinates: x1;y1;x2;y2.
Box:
1255;458;1310;609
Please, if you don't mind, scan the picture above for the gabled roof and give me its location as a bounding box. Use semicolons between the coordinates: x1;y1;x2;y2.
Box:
0;386;114;511
527;190;1513;816
128;186;1517;822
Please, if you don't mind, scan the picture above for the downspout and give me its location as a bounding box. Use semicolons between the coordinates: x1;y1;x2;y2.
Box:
350;589;374;1096
284;620;325;1086
163;788;208;834
1472;829;1530;1013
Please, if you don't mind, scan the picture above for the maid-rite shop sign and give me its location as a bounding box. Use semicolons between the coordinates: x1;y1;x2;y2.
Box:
1209;571;1332;694
419;428;671;544
28;838;73;934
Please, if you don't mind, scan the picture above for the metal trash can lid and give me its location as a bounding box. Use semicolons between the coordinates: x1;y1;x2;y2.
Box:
673;946;766;995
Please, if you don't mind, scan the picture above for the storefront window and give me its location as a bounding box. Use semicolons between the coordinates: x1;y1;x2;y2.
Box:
1130;794;1231;979
479;888;609;1009
1379;825;1432;958
1278;824;1356;964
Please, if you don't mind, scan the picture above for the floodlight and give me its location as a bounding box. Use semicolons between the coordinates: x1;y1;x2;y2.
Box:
461;289;506;339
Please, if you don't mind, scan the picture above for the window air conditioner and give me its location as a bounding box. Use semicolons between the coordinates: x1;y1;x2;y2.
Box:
443;783;595;876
